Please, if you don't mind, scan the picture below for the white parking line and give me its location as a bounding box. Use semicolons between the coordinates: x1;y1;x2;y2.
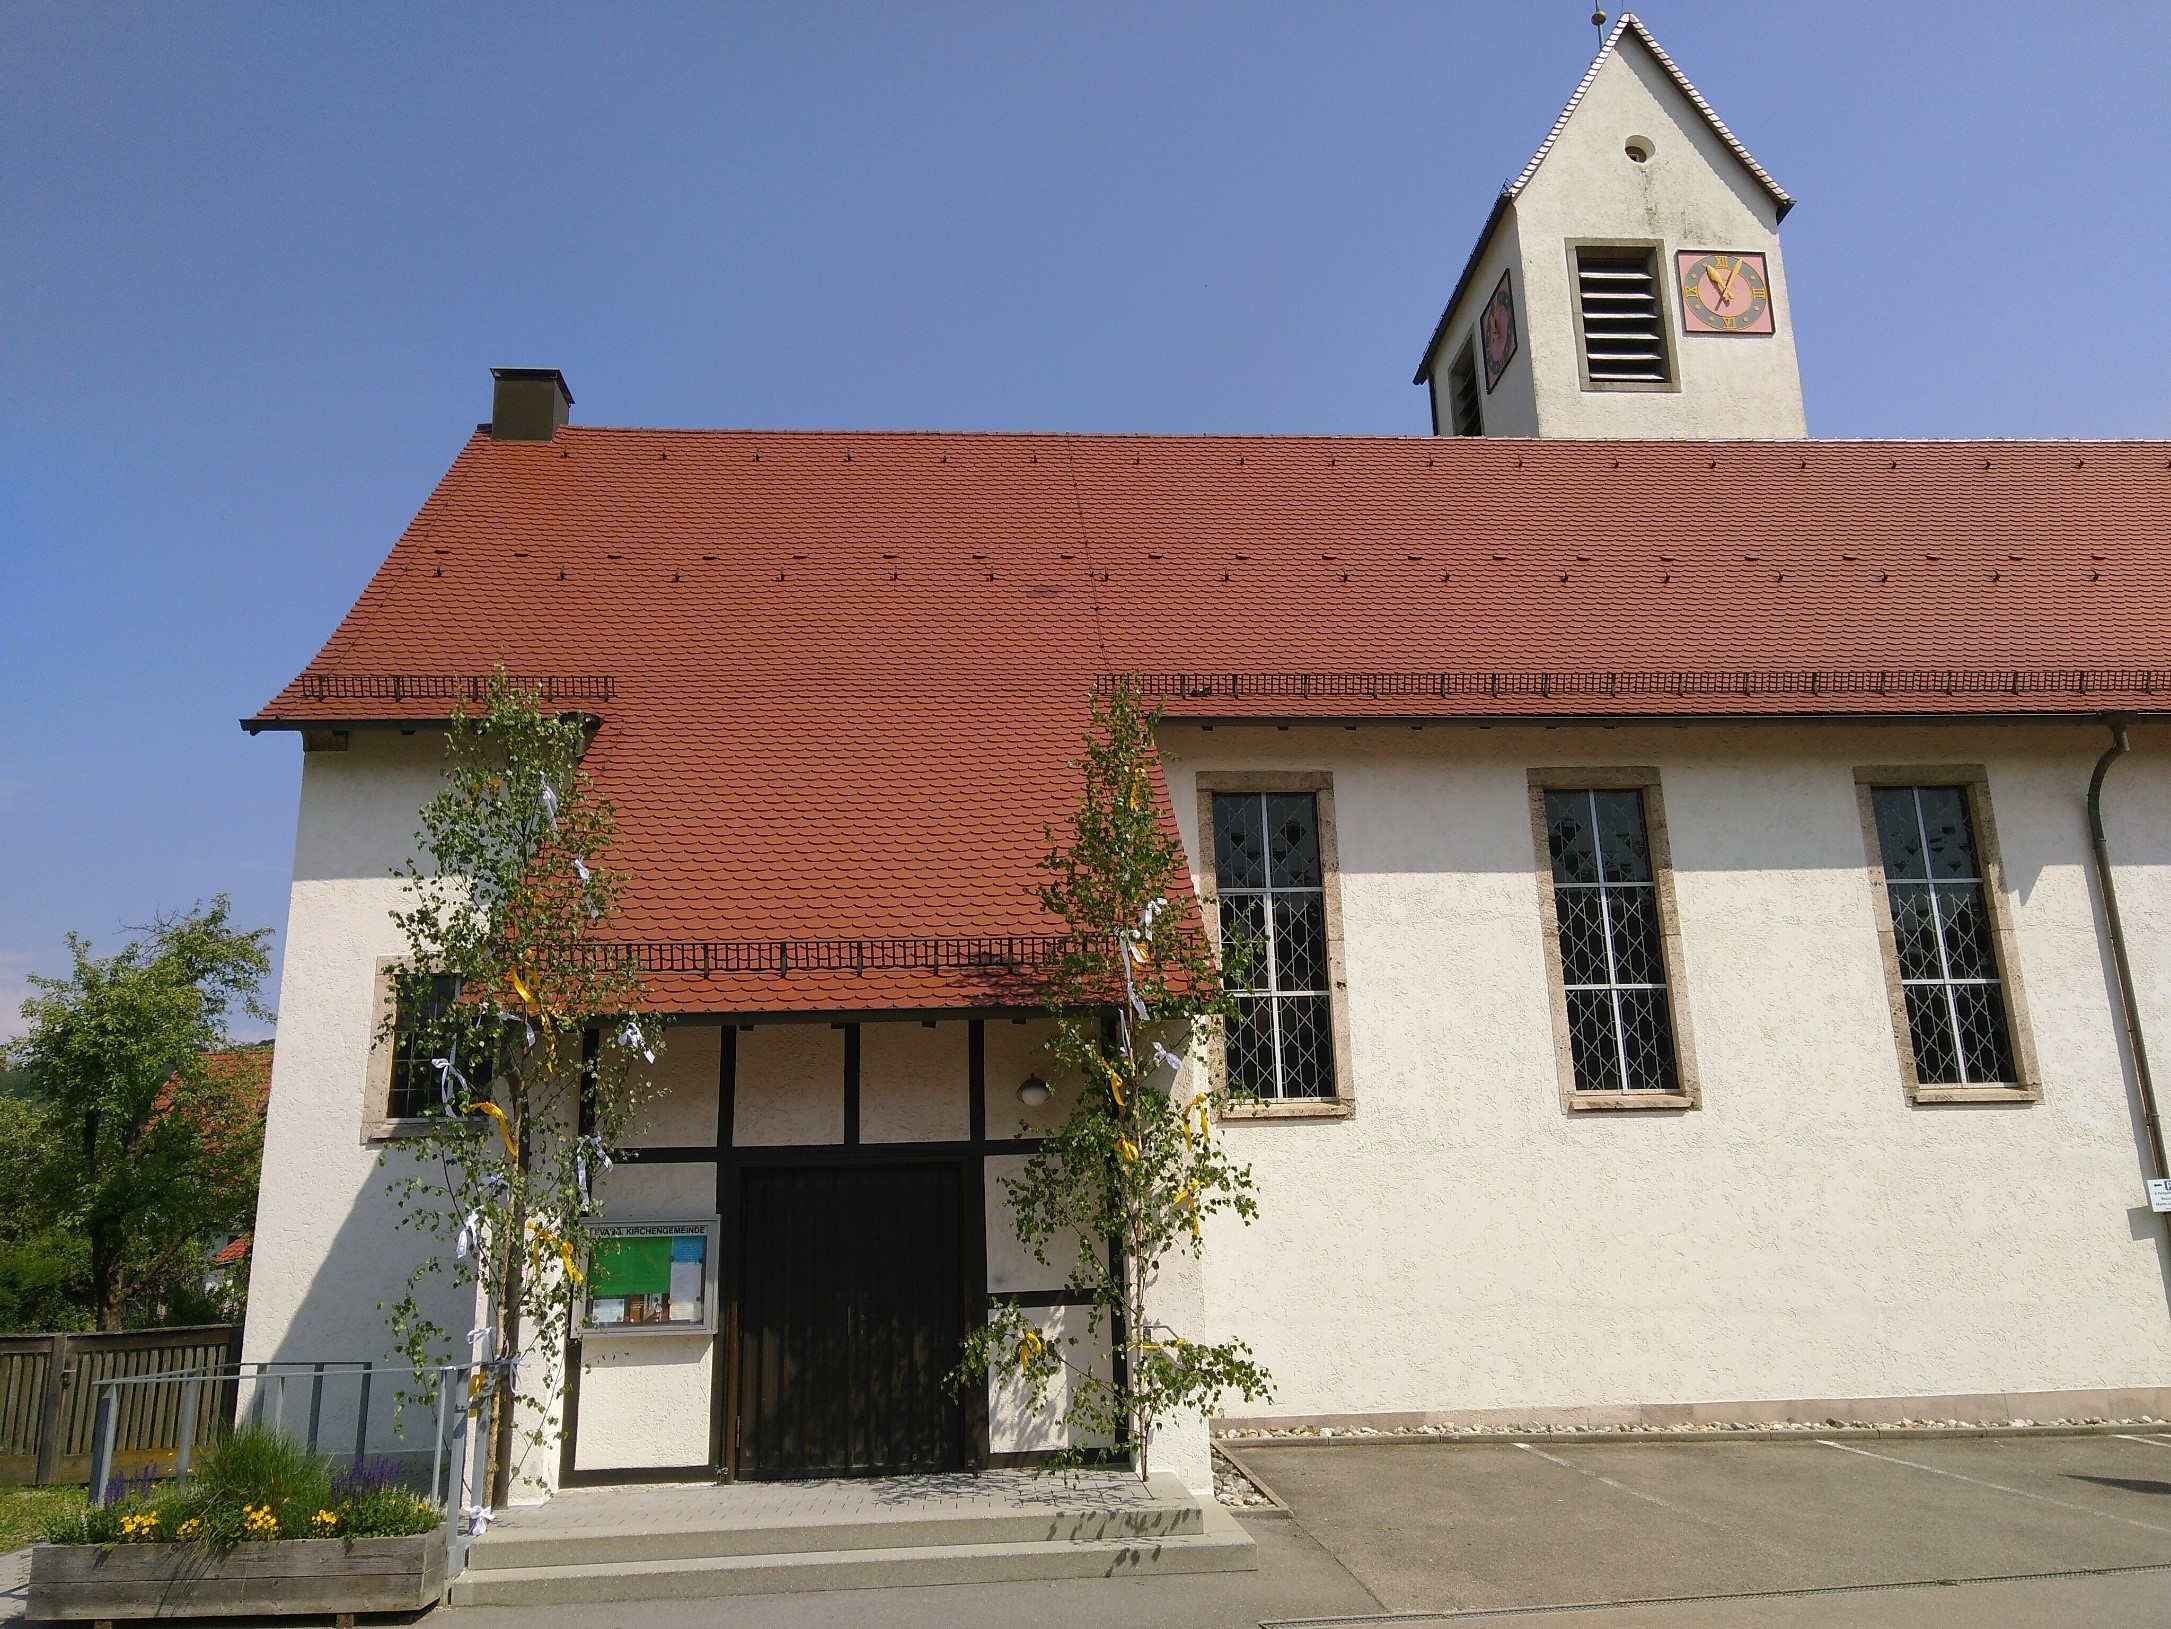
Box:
1816;1438;2171;1535
1511;1442;1735;1533
2114;1434;2171;1450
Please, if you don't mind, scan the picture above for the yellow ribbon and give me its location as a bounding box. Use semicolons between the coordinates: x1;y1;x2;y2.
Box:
1117;1134;1140;1163
1018;1329;1045;1365
463;1099;518;1160
1104;1060;1126;1110
526;1221;585;1285
1173;1180;1203;1238
508;965;538;1011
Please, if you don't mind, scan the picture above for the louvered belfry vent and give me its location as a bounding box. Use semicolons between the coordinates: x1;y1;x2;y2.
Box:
1448;345;1483;436
1576;248;1670;384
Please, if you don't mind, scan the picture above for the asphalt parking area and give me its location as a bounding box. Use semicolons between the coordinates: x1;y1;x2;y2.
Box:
1221;1431;2171;1616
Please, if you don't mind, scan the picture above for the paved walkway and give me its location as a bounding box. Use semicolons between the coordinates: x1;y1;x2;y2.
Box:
1227;1430;2171;1620
14;1434;2171;1626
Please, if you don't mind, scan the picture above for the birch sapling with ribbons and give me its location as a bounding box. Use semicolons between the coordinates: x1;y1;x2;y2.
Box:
379;673;654;1507
952;678;1271;1478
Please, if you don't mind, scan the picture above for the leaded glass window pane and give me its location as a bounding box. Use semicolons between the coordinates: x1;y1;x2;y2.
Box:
1543;787;1681;1093
386;973;480;1120
1870;785;2017;1086
1214;791;1334;1100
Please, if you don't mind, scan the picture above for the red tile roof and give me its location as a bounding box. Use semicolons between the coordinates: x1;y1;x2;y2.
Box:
251;430;2171;1013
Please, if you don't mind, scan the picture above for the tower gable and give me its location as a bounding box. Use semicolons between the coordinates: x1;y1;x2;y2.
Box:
1418;14;1806;441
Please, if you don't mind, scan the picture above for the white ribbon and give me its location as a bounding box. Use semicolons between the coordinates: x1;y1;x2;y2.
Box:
574;855;591;883
539;774;560;831
431;1045;468;1109
462;1504;495;1536
459;1172;509;1257
1115;897;1170;1021
620;1019;654;1064
574;1144;613;1213
1150;1041;1186;1075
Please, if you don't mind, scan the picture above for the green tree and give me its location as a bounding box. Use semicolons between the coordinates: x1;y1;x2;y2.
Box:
954;679;1271;1477
381;674;653;1505
4;900;272;1331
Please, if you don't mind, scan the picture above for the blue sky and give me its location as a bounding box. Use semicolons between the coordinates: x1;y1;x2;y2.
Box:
2;2;2165;1035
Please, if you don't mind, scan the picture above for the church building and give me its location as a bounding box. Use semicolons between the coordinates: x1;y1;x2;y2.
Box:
239;12;2171;1516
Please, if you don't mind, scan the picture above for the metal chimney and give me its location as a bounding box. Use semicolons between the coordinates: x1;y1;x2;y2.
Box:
488;368;573;442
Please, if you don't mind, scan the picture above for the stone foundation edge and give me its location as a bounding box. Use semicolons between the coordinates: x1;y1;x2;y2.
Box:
1213;1385;2171;1436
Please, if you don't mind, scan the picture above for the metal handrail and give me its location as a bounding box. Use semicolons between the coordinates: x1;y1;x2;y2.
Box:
84;1361;379;1500
81;1354;515;1581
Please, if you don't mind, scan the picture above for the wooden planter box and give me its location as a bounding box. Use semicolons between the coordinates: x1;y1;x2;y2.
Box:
27;1530;445;1621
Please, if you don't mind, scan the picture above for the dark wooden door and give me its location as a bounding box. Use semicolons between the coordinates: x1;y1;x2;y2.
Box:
735;1161;968;1479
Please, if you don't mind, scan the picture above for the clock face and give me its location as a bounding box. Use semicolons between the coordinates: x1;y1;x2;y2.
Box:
1676;250;1774;335
1480;271;1518;390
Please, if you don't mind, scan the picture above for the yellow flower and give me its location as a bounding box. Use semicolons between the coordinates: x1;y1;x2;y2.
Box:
311;1509;339;1532
242;1504;280;1541
175;1516;205;1542
118;1511;161;1541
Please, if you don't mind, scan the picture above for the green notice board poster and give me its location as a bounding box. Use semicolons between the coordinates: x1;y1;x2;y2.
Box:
581;1219;716;1335
590;1234;672;1297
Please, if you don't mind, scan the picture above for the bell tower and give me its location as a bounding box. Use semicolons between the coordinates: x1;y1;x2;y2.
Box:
1415;14;1806;440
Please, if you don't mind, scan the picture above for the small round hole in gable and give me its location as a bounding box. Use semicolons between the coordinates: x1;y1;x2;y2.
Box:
1624;137;1652;163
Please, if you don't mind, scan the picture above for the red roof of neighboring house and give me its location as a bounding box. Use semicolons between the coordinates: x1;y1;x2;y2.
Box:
249;429;2171;1013
153;1045;275;1118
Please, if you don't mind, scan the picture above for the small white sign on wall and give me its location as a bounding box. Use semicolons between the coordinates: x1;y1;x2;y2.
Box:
2147;1179;2171;1215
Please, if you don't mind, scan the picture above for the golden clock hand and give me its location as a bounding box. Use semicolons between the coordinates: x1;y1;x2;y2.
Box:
1710;261;1739;309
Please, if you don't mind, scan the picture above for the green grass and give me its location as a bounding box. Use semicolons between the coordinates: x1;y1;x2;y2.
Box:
0;1485;85;1552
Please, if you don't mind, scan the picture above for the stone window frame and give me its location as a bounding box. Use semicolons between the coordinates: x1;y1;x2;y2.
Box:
362;958;468;1143
1525;766;1703;1113
1852;766;2043;1106
1193;771;1356;1121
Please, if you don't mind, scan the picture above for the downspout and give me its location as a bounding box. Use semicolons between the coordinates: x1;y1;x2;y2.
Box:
2086;716;2169;1197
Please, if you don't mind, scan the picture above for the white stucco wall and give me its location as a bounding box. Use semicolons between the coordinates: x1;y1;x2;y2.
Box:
861;1020;970;1142
733;1024;845;1145
1171;720;2171;1427
572;1340;713;1471
242;732;486;1465
626;1027;721;1146
255;715;2171;1487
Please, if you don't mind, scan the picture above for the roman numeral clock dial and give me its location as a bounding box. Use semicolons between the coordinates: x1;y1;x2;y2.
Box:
1676;250;1775;335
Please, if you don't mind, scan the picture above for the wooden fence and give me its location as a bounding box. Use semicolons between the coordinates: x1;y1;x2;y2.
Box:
0;1326;241;1486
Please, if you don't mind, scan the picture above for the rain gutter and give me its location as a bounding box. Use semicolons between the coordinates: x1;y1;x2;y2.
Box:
2086;716;2169;1214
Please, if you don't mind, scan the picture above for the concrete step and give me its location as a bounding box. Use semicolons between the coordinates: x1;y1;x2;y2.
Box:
466;1496;1203;1568
449;1491;1254;1605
